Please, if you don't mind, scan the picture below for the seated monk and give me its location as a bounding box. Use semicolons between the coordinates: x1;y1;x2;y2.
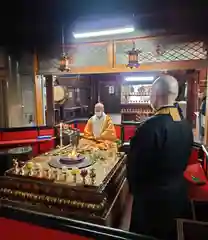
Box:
84;103;117;149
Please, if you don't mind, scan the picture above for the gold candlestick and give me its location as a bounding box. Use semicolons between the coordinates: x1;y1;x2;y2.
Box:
53;169;59;180
90;168;96;185
19;168;25;176
80;169;88;185
71;167;79;184
12;159;19;174
62;166;68;181
35;163;42;177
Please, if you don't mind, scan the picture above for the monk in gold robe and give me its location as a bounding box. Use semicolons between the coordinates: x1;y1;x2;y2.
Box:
84;103;117;149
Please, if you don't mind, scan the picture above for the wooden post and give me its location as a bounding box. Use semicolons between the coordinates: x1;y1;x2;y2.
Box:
204;68;208;145
186;70;198;124
107;41;116;69
34;51;44;126
45;75;54;126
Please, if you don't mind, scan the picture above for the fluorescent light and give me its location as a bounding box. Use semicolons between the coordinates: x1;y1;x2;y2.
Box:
73;27;134;39
125;76;154;82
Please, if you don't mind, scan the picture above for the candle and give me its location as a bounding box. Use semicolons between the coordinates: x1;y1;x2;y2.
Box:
60;122;63;148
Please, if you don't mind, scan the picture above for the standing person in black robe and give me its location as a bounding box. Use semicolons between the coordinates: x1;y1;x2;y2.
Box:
127;75;193;240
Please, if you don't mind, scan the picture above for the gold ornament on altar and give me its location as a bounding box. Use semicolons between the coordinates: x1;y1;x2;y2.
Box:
12;159;19;174
71;167;79;183
26;162;33;169
19;167;25;176
80;169;88;185
61;166;68;181
89;168;96;185
35;163;42;177
44;168;52;179
19;161;25;176
26;162;34;176
53;169;59;181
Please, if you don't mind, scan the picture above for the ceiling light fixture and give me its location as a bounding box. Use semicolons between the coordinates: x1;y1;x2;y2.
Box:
73;27;134;39
125;76;154;82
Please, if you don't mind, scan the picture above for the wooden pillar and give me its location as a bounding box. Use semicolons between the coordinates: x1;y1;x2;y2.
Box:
107;41;116;69
204;68;208;145
34;51;44;126
45;75;54;126
186;70;198;124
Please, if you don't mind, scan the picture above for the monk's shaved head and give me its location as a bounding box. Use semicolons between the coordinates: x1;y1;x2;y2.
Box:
95;102;104;108
153;75;178;97
94;103;104;116
151;75;179;109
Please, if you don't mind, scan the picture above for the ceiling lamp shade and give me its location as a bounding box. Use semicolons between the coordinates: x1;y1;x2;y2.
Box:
73;27;134;39
126;41;141;69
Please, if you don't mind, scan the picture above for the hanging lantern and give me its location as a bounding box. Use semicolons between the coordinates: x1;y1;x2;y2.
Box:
126;41;141;69
53;76;59;86
155;44;164;56
58;25;72;72
59;53;71;72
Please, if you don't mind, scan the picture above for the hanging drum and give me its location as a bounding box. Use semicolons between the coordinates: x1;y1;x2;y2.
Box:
53;86;68;104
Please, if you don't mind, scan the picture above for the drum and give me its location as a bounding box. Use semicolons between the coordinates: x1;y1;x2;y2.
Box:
54;86;67;103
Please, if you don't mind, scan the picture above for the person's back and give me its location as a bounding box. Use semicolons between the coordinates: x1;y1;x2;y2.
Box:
148;115;192;190
128;110;193;240
127;75;193;240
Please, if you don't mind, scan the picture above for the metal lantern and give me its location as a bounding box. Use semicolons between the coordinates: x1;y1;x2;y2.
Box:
59;53;71;72
59;25;71;72
155;44;164;56
126;41;141;69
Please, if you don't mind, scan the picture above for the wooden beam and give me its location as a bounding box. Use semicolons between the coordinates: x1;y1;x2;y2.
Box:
34;51;44;126
64;34;188;47
66;60;208;75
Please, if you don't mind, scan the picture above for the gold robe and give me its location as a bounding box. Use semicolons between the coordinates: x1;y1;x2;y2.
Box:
84;114;117;150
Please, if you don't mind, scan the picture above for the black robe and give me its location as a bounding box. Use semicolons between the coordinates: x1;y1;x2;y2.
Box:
127;106;193;240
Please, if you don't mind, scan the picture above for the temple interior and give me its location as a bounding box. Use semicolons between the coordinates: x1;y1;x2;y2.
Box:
1;26;208;239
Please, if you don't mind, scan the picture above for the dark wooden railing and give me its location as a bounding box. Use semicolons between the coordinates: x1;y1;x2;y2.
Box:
0;203;158;240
